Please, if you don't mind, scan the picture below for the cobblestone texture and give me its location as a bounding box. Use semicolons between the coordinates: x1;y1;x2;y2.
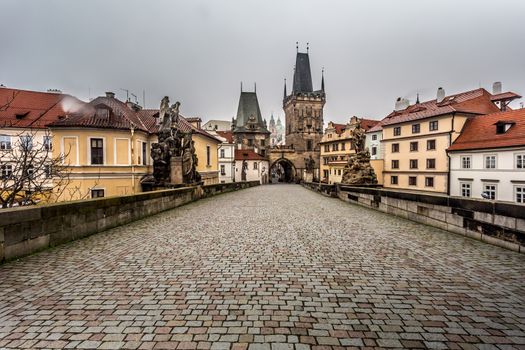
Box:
1;185;524;349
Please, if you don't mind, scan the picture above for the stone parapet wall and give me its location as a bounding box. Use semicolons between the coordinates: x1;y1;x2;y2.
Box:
0;181;260;262
304;182;525;253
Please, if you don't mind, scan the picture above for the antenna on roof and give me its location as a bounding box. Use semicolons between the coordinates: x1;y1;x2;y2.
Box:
416;92;420;104
120;88;129;101
131;93;138;104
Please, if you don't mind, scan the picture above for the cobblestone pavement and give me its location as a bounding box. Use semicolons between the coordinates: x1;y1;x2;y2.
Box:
1;185;525;350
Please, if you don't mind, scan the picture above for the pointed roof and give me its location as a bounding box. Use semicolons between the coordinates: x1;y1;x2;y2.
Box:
233;91;269;133
293;52;313;93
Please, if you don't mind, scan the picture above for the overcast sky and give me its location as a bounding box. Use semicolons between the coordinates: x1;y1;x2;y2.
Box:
1;0;524;124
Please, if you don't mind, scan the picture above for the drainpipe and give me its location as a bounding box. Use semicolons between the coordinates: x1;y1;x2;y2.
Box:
130;127;135;193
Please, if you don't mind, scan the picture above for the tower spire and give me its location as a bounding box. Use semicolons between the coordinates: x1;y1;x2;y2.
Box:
283;78;287;98
321;67;325;92
240;81;243;92
254;82;256;93
296;41;298;52
307;42;309;53
416;92;420;104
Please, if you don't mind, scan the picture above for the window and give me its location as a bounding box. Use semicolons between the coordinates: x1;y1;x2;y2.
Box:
410;159;418;169
372;134;377;141
1;164;12;179
323;170;329;179
0;135;12;150
516;154;525;169
425;177;434;187
461;182;471;197
391;143;399;153
410;142;418;152
206;146;211;166
220;165;226;175
20;135;33;151
496;122;513;134
260;139;265;147
324;144;330;152
485;155;496;169
408;176;417;186
247;139;253;147
338;169;342;176
426;158;436;169
91;189;105;198
427;139;436;150
483;184;497;200
341;142;345;151
393;127;401;136
516;186;525;203
307;140;313;151
412;124;420;134
323;157;329;165
371;146;377;156
332;143;338;152
429;120;439;131
253;162;258;170
44;165;52;178
461;156;471;169
142;142;147;165
220;149;225;158
391;160;399;169
90;138;104;164
43;136;52;151
390;176;398;185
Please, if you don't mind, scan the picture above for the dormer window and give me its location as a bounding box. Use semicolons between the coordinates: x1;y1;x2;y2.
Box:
495;121;514;134
96;108;109;118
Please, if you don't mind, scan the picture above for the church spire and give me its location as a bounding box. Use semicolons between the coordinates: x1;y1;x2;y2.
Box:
283;78;287;99
416;92;420;104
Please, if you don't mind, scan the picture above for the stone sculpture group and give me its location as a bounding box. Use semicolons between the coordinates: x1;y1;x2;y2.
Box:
341;119;378;185
151;97;201;186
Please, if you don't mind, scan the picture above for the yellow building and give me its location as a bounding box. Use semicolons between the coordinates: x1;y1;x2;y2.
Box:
320;117;379;184
381;87;518;193
49;92;220;200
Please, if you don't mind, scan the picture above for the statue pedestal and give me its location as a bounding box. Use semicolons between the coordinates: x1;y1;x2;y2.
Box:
304;172;314;183
170;156;183;185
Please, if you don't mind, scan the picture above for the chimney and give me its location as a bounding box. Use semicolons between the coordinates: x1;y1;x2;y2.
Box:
105;91;115;98
436;87;445;103
492;81;502;95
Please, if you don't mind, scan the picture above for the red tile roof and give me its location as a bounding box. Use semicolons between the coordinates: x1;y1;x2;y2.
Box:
490;91;521;102
367;122;383;133
448;108;525;151
235;149;267;161
381;88;502;126
0;87;85;129
216;130;234;143
330;118;380;135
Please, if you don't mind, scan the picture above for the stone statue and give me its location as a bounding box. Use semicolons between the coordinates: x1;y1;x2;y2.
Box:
150;98;201;186
304;155;315;172
241;160;248;181
341;119;377;185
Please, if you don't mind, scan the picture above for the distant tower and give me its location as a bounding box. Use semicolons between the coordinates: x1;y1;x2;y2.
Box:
269;114;277;146
283;48;326;152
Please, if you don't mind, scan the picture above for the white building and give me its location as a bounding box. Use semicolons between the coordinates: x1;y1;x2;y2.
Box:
202;119;232;132
214;131;235;183
448;109;525;203
365;123;383;160
234;149;269;184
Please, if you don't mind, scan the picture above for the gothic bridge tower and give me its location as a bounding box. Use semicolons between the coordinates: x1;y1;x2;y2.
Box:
269;46;325;182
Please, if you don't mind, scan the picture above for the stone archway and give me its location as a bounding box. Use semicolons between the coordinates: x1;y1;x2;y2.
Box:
270;158;297;183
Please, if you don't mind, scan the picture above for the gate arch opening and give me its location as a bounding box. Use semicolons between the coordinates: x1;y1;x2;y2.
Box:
270;159;296;183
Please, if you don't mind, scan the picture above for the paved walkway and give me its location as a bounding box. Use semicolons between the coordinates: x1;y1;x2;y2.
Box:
1;185;524;350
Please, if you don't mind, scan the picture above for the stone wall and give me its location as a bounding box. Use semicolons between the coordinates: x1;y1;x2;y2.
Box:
0;181;260;262
304;183;525;253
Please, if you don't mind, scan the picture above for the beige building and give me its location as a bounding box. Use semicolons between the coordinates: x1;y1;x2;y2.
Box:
320;117;379;184
381;87;519;193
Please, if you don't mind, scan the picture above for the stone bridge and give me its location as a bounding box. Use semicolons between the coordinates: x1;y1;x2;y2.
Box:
1;185;524;349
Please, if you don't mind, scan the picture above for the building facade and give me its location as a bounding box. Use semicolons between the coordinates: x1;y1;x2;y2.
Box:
448;109;525;203
381;87;519;193
319;117;379;184
235;149;269;184
215;130;235;183
269;49;325;182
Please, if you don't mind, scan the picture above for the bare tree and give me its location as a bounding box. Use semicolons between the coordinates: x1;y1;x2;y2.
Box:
0;129;72;208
